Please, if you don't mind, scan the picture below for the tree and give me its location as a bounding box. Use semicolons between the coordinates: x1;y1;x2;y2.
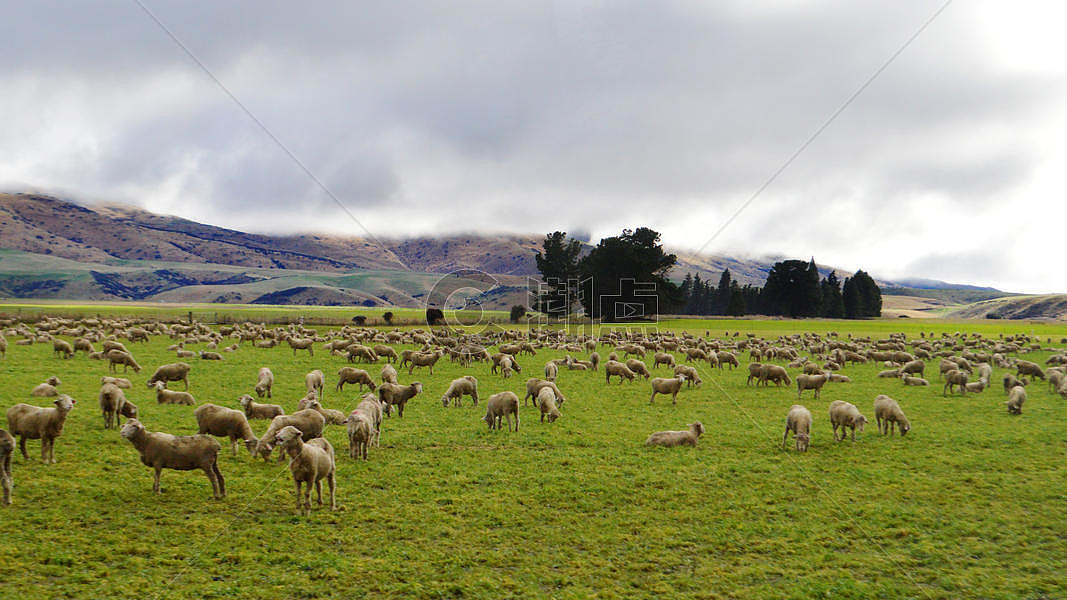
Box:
382;311;394;325
763;260;820;317
714;269;733;315
726;282;746;316
576;227;679;321
805;258;822;317
425;307;444;326
509;305;527;323
351;315;367;326
820;271;844;318
534;231;583;317
842;270;881;318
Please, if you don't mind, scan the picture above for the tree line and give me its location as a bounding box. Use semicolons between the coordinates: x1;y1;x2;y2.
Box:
534;229;881;320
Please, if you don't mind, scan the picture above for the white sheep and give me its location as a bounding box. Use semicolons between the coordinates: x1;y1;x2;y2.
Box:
336;367;377;393
645;422;704;447
828;400;867;442
782;405;811;452
544;361;558;382
305;399;348;426
483;391;519;431
673;365;702;386
30;376;61;397
900;373;930;386
380;363;399;385
873;395;910;436
345;411;374;460
194;403;259;457
378;382;423;418
146;362;191;390
5;395;76;464
120;418;225;499
254;367;274;398
604;360;637;384
254;409;327;462
796;373;830;399
536;387;561;423
274;425;336;516
648;375;687;405
1006;385;1026;414
99;383;137;429
305;369;325;399
153;381;195;406
238;394;285;420
441;376;479;407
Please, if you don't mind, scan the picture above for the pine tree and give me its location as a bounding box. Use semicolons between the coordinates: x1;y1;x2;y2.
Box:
820;271;844;318
805;258;822;318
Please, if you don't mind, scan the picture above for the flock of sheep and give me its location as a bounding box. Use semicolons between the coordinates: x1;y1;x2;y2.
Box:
1;316;1064;515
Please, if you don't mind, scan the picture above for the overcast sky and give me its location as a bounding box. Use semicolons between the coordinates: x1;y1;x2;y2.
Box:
1;1;1064;292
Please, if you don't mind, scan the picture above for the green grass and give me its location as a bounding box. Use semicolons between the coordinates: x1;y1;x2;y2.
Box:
0;316;1065;599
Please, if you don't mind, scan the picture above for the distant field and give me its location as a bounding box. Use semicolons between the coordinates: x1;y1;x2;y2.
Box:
0;312;1064;598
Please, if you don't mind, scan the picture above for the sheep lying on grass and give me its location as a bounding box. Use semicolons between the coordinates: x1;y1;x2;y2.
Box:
1006;385;1026;415
305;400;347;426
441;376;479;407
829;400;867;442
6;395;76;464
783;405;812;452
99;383;137;429
0;429;13;505
153;381;195;406
147;362;191;390
254;367;274;398
274;425;336;516
873;395;910;436
336;367;376;393
645;422;704;447
254;410;327;462
194;404;259;457
31;376;61;397
121;419;224;499
483;391;519;431
101;376;132;389
901;374;930;386
238;395;284;420
649;375;686;405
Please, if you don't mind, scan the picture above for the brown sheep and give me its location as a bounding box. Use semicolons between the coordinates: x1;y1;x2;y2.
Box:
238;395;285;420
336;367;377;393
483;391;519;431
378;382;423;418
146;362;191;390
0;429;13;505
873;395;910;436
194;403;259;457
6;395;76;464
796;373;830;399
121;419;224;499
99;383;137;429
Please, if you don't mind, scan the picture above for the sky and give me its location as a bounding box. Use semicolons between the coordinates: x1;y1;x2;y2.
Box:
1;1;1065;293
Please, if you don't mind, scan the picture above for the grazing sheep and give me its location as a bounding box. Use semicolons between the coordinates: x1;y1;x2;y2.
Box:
274;425;336;515
782;405;811;452
254;410;327;462
30;376;61;397
964;379;988;394
649;375;687;405
716;351;739;370
305;399;348;426
625;359;651;380
305;370;325;399
101;376;132;389
348;393;384;449
1016;360;1045;381
1006;385;1026;414
873;395;910;436
604;360;637;384
441;376;479;407
373;344;399;363
653;352;676;369
1048;370;1065;393
153;381;195;406
828;373;851;383
380;363;399;385
194;403;259;457
238;394;284;420
288;338;315;357
828;400;867;442
759;364;792;387
408;350;444;375
5;395;76;464
53;339;74;359
672;365;702;386
99;383;137;429
645;422;704;447
336;367;377;393
942;369;969;396
796;373;830;399
1002;373;1028;394
106;350;142;374
536;388;561;423
522;378;566;407
901;374;930;386
297;391;319;411
589;352;600;371
254;367;274;398
544;361;558;382
146;362;191;390
482;391;519;431
900;360;925;377
378;382;423;418
0;429;12;505
345;411;374;460
120;419;224;499
746;363;764;385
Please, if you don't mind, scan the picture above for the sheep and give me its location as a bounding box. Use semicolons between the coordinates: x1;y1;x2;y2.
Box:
121;419;225;499
626;359;652;380
877;369;902;378
199;351;223;361
99;383;137;429
673;364;702;386
5;395;76;464
345;411;374;460
0;429;12;505
828;373;851;383
536;388;561;423
522;378;566;407
52;339;74;359
716;351;739;370
782;405;812;452
373;344;399;363
942;369;969;396
273;425;336;515
408;350;443;375
1016;360;1045;381
900;360;925;377
106;349;142;374
146;362;191;390
254;367;274;398
336;367;376;393
645;422;704;447
348;392;384;449
101;376;132;389
828;400;867;441
653;352;676;369
759;364;792;387
604;360;637;384
490;352;522;375
380;363;399;385
746;362;764;385
1049;370;1065;393
238;394;285;420
305;399;347;426
1006;385;1026;414
441;376;479;407
589;352;600;371
194;403;259;457
30;376;61;397
649;375;687;405
964;379;988;394
873;395;910;436
378;382;423;418
288;337;315;356
305;369;325;399
153;381;195;406
544;361;558;382
254;410;327;462
482;391;519;431
297;391;319;411
796;373;830;399
901;373;930;386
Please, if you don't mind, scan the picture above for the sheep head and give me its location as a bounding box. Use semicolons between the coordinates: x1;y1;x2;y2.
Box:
274;425;302;446
795;433;810;452
120;419;143;439
55;395;76;412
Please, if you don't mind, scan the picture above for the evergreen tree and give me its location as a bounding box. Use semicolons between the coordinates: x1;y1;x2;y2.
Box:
820;271;844;318
841;270;881;318
763;259;819;317
805;258;822;317
726;281;745;316
534;231;582;317
687;274;703;314
842;276;859;318
715;269;733;315
576;227;680;321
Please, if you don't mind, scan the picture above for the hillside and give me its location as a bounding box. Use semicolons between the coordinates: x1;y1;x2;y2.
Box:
945;295;1067;321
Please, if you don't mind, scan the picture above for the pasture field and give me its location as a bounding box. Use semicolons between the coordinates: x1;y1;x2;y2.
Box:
0;315;1065;599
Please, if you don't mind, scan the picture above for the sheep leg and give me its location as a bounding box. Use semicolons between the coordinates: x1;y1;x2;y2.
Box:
295;481;305;514
303;482;312;516
314;479;323;505
327;473;336;510
782;427;790;450
153;467;163;493
182;378;188;391
649;392;656;404
213;462;225;498
672;391;678;406
17;437;27;460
